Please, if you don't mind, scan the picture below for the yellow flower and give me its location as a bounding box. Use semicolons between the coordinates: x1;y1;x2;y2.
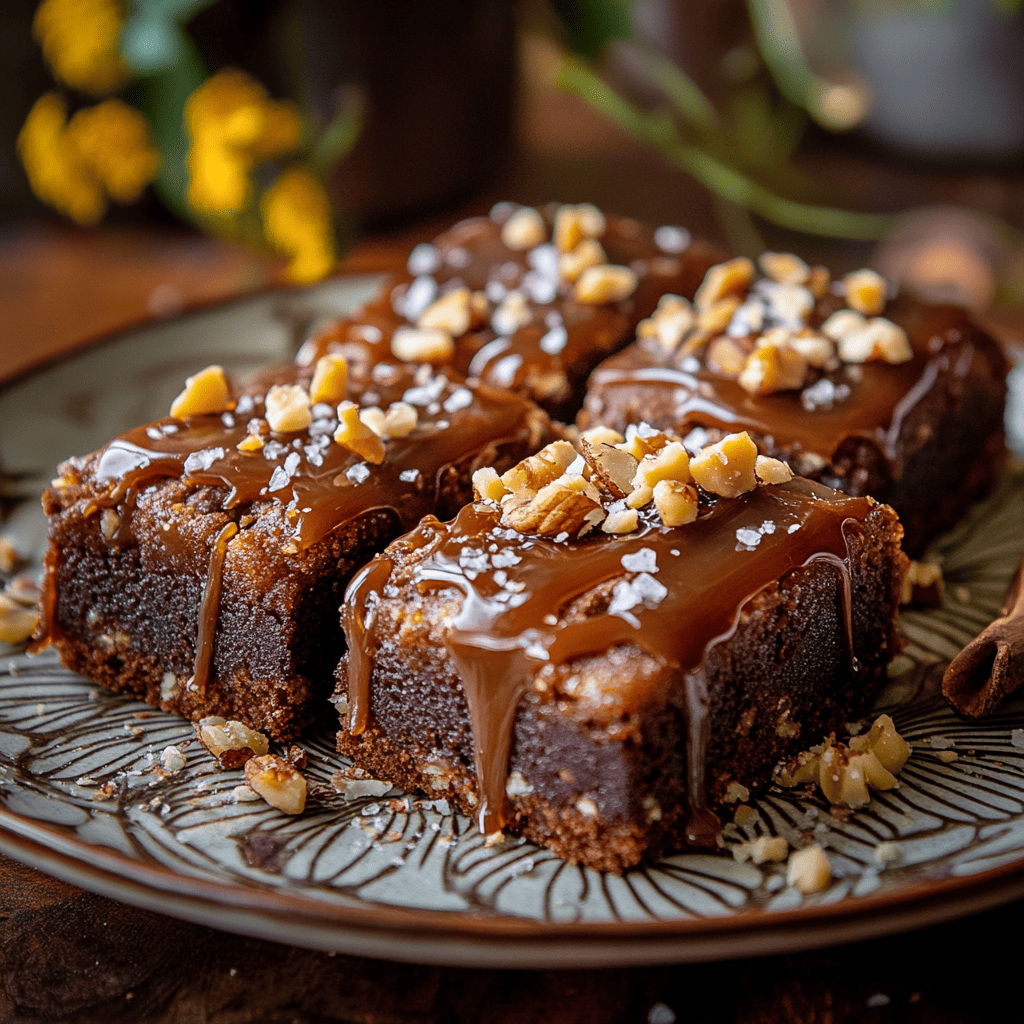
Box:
185;69;302;219
261;167;336;283
65;100;159;204
33;0;126;96
18;94;158;225
18;93;105;225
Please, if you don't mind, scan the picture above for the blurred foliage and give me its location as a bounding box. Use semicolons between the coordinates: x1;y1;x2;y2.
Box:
18;0;361;282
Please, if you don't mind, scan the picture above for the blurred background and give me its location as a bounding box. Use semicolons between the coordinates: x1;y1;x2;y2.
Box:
3;0;1024;380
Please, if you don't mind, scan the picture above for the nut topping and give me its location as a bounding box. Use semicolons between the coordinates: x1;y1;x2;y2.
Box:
689;431;758;498
170;365;232;420
0;593;38;645
264;384;312;434
694;257;754;310
334;401;386;464
652;479;698;527
391;327;455;364
418;287;473;337
559;238;607;283
309;353;349;405
758;251;809;286
244;753;307;814
842;268;887;316
500;206;546;250
197;716;269;768
787;844;831;894
575;265;638;304
554;203;606;253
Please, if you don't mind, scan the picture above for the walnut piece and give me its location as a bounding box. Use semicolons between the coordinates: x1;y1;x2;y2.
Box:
787;844;831;894
472;466;506;502
689;431;758;497
501;206;546;250
334;401;386;464
502;474;605;537
264;384;312;434
309;353;348;405
0;593;38;645
197;717;270;769
638;295;695;353
391;327;455;364
559;238;607;283
418;287;473;337
694;257;754;311
653;479;698;527
575;265;638;304
244;753;307;814
500;440;578;498
758;251;809;286
838;318;913;365
170;365;232;420
754;455;794;485
554;203;606;253
843;268;888;316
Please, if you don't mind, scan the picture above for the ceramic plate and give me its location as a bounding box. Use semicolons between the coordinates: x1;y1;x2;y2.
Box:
1;279;1023;968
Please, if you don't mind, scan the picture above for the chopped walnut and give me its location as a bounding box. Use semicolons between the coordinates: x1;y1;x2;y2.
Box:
575;265;638;304
754;455;794;485
901;559;944;606
579;436;637;498
391;326;455;364
689;431;758;498
697;295;742;334
0;537;20;575
334;401;386;464
501;206;546;250
631;441;692;492
838;318;912;365
161;746;186;773
758;251;809;286
653;479;698;527
500;440;578;498
637;295;696;353
706;336;751;377
309;353;348;405
244;754;307;814
472;466;506;502
197;717;270;768
491;291;532;335
0;593;38;645
843;268;888;316
559;238;607;283
694;257;754;311
601;507;639;534
806;266;831;298
787;844;831;894
733;835;789;864
383;401;418;438
265;384;312;434
819;309;866;342
170;365;232;420
580;425;625;448
418;287;473;337
358;406;387;436
100;508;119;541
738;341;808;395
554;203;606;253
502;474;605;537
776;714;910;809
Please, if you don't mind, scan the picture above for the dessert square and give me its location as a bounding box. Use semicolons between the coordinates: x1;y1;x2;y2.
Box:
580;256;1009;554
337;431;907;872
39;356;551;739
300;202;725;420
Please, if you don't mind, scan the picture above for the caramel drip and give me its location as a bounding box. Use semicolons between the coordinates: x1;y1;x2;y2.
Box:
586;296;978;464
342;557;394;735
346;480;875;835
189;521;238;695
90;363;535;556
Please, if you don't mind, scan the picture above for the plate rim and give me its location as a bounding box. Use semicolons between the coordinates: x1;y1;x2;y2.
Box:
3;280;1024;967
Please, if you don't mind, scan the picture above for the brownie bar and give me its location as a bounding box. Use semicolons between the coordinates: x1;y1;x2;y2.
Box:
299;202;724;420
39;358;551;739
580;257;1008;555
337;433;907;872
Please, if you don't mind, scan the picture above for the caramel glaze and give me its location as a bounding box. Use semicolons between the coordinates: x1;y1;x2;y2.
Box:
298;205;724;418
582;293;1003;483
344;479;875;839
43;361;545;696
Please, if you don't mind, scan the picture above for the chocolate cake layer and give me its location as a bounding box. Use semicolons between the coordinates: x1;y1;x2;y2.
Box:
580;268;1008;555
39;361;551;739
300;203;724;420
338;477;906;872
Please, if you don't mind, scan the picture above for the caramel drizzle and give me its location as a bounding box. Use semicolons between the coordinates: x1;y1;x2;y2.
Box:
345;480;872;837
586;297;978;465
189;521;238;695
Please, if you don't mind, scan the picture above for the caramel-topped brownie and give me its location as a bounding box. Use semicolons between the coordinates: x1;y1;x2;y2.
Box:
39;356;550;739
338;430;906;871
299;202;724;420
580;256;1008;554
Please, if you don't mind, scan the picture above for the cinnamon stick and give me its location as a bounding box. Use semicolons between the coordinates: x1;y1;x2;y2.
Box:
943;558;1024;717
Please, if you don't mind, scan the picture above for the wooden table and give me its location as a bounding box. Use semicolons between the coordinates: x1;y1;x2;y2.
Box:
2;48;1023;1021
